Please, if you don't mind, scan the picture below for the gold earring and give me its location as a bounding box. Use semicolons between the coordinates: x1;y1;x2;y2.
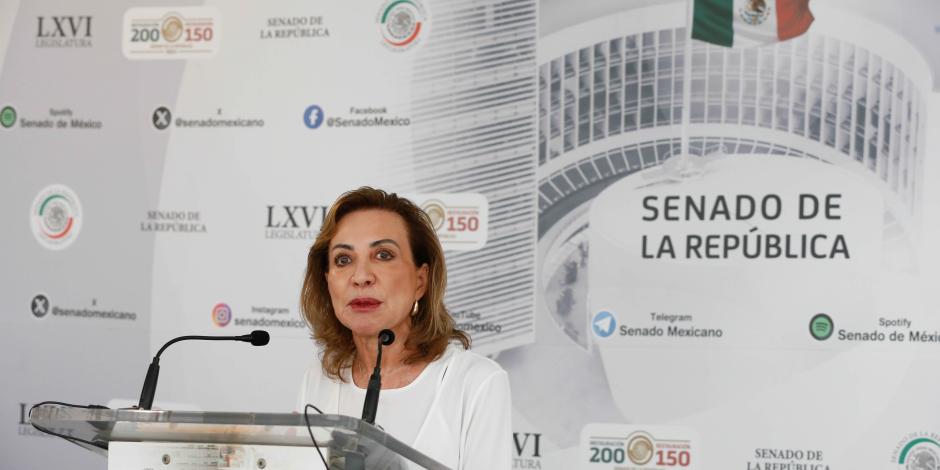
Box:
411;300;419;316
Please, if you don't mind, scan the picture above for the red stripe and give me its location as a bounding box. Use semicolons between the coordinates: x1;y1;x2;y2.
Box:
46;218;73;239
776;0;814;41
387;22;421;47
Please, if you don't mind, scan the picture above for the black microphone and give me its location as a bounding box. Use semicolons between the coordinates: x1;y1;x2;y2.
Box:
137;330;270;410
360;329;395;424
241;330;271;346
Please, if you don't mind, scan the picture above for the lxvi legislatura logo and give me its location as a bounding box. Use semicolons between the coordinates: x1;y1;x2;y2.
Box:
36;16;93;48
513;432;542;469
265;204;329;240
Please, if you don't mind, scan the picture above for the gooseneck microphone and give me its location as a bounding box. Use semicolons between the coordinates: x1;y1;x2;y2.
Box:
361;329;395;424
137;330;270;410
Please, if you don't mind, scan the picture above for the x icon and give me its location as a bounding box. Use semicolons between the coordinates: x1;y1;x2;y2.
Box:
32;295;49;317
153;107;171;130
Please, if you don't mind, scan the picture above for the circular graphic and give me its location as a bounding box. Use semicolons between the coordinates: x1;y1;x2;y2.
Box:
30;185;82;250
592;311;616;338
212;303;232;327
809;313;834;341
627;435;654;465
1;105;16;128
421;201;446;231
31;294;50;319
161;15;184;42
303;105;325;129
907;447;938;470
378;0;427;50
153;106;171;130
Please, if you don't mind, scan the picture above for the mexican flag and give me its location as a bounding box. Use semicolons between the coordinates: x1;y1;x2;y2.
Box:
692;0;814;47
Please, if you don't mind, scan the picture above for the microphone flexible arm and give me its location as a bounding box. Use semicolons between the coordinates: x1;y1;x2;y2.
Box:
137;331;269;410
155;335;228;359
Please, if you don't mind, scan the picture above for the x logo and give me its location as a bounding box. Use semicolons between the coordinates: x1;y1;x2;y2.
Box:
31;294;49;318
152;107;171;130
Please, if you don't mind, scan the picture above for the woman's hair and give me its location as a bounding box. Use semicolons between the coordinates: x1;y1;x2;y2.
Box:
300;187;470;380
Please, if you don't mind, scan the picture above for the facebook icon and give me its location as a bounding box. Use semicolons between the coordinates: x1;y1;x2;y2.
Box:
304;105;325;129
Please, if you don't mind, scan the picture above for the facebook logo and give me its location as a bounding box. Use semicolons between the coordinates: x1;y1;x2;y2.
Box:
303;105;324;129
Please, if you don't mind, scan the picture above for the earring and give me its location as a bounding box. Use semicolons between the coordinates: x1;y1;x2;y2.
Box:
411;300;419;316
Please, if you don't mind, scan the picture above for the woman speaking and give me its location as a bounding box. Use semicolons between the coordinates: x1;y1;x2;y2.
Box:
298;187;511;469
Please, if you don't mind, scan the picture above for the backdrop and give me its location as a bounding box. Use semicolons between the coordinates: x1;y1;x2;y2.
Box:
2;0;940;469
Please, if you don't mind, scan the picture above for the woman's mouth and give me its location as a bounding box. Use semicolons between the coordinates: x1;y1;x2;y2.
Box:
349;298;382;312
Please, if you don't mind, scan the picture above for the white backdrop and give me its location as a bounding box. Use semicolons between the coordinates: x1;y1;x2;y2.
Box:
2;1;940;469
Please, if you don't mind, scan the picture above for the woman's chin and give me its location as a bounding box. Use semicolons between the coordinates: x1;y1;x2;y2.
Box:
346;321;386;339
348;322;409;342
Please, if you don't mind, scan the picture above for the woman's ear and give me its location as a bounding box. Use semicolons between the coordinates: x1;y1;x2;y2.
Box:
415;263;429;299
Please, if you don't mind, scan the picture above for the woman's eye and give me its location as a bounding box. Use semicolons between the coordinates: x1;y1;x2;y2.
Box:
376;250;394;260
335;255;352;266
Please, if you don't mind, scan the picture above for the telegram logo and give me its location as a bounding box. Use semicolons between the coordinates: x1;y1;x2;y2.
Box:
592;310;616;338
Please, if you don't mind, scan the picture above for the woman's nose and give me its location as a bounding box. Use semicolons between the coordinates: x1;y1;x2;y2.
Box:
351;260;375;287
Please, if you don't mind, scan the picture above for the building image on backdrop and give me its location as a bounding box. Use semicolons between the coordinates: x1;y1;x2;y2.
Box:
2;0;940;469
498;1;937;467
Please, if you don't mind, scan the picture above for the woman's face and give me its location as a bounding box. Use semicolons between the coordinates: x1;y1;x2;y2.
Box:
326;209;428;339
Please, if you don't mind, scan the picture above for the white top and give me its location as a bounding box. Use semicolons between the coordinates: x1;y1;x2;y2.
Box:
297;344;512;470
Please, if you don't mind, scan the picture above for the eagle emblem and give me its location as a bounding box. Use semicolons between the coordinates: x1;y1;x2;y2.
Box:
739;0;771;26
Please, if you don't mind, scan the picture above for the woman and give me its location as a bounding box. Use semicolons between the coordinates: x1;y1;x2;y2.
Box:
298;187;511;470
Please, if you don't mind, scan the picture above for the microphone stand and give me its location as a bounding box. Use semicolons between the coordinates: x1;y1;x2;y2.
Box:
361;329;394;424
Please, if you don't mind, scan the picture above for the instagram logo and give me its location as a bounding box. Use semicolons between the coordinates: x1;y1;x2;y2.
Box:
212;303;232;327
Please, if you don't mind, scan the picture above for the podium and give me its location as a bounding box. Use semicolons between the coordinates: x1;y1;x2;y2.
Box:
29;404;451;470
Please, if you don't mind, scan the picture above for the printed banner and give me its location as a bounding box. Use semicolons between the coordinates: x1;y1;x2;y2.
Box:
1;1;939;470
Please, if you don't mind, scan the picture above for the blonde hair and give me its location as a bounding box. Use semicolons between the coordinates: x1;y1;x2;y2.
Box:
300;187;470;380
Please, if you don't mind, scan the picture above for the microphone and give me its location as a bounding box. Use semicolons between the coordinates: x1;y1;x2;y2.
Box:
240;330;270;346
360;329;395;424
137;330;270;410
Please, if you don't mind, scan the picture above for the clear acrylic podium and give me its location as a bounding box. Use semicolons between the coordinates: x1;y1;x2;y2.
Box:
29;404;451;470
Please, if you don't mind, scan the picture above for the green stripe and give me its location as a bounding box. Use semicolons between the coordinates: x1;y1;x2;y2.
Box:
898;438;940;464
39;194;65;216
381;0;416;23
692;0;734;47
